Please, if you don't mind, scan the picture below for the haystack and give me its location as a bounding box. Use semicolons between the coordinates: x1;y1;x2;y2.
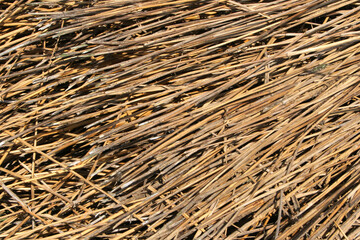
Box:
1;0;360;239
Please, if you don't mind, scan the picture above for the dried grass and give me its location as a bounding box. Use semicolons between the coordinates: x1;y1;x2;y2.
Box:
1;0;360;239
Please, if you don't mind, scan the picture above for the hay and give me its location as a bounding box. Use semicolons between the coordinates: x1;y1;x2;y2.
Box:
1;0;360;239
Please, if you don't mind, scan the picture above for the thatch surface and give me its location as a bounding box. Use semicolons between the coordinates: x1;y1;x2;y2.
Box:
1;0;360;239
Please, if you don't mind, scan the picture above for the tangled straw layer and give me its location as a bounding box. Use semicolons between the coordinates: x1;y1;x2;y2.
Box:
1;0;360;239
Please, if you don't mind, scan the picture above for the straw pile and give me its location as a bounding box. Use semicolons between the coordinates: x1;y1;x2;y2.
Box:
1;0;360;239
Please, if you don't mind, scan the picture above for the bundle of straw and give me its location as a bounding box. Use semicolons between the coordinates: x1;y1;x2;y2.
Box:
1;0;360;239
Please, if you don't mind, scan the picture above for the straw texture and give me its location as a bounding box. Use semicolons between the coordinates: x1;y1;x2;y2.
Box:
1;0;360;239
